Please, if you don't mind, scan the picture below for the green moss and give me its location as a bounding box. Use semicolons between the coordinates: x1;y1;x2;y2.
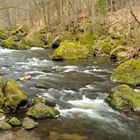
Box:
95;38;114;54
11;24;29;37
14;40;31;50
22;117;38;130
27;103;59;119
4;79;28;113
34;97;56;107
0;109;4;113
1;37;15;49
107;84;140;112
0;122;12;130
9;117;21;126
60;32;78;42
52;42;90;60
79;32;96;45
111;59;140;85
0;32;8;40
24;32;44;47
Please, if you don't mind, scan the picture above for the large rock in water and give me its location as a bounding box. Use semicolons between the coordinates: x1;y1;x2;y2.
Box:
4;79;28;113
107;84;140;112
26;103;59;119
22;117;38;130
111;59;140;85
52;42;90;60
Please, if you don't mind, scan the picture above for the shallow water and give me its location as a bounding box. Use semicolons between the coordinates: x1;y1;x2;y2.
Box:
0;47;139;140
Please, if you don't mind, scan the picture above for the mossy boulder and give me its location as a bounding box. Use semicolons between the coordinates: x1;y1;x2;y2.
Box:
111;59;140;85
52;42;90;60
9;117;21;126
107;84;140;112
1;37;15;49
24;32;44;47
0;122;12;130
0;32;8;40
22;117;38;130
4;79;28;113
13;40;30;50
0;77;5;108
33;97;56;107
26;103;59;119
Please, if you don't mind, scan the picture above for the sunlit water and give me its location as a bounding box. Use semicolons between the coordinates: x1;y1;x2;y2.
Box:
0;47;139;140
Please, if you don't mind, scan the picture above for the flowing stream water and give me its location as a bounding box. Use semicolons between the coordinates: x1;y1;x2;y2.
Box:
0;47;139;140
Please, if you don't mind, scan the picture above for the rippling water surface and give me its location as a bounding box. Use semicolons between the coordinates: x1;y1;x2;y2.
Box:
0;47;139;140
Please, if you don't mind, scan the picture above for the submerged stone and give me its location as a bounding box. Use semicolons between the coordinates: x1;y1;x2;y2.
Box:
26;103;59;119
22;117;38;130
111;59;140;85
107;84;140;112
34;97;56;107
9;117;21;126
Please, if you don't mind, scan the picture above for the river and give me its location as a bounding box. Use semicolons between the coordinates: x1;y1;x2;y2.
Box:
0;47;139;140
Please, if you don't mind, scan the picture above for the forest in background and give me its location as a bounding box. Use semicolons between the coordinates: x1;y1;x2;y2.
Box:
0;0;139;36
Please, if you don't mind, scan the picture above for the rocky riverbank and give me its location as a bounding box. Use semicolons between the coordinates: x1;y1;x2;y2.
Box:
0;77;59;130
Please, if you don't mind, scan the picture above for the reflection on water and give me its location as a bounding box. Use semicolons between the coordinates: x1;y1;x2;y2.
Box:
0;47;139;140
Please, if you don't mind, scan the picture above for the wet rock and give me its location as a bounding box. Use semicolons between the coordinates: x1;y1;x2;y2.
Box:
34;83;48;89
0;113;6;121
17;75;32;81
34;97;56;107
0;77;5;108
42;67;52;73
111;59;140;85
52;37;61;49
52;56;64;61
0;122;12;130
22;117;38;130
52;42;90;60
4;79;28;113
107;84;140;112
26;103;59;119
9;117;21;126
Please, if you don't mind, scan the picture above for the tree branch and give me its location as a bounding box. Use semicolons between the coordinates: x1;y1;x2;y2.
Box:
130;0;140;25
